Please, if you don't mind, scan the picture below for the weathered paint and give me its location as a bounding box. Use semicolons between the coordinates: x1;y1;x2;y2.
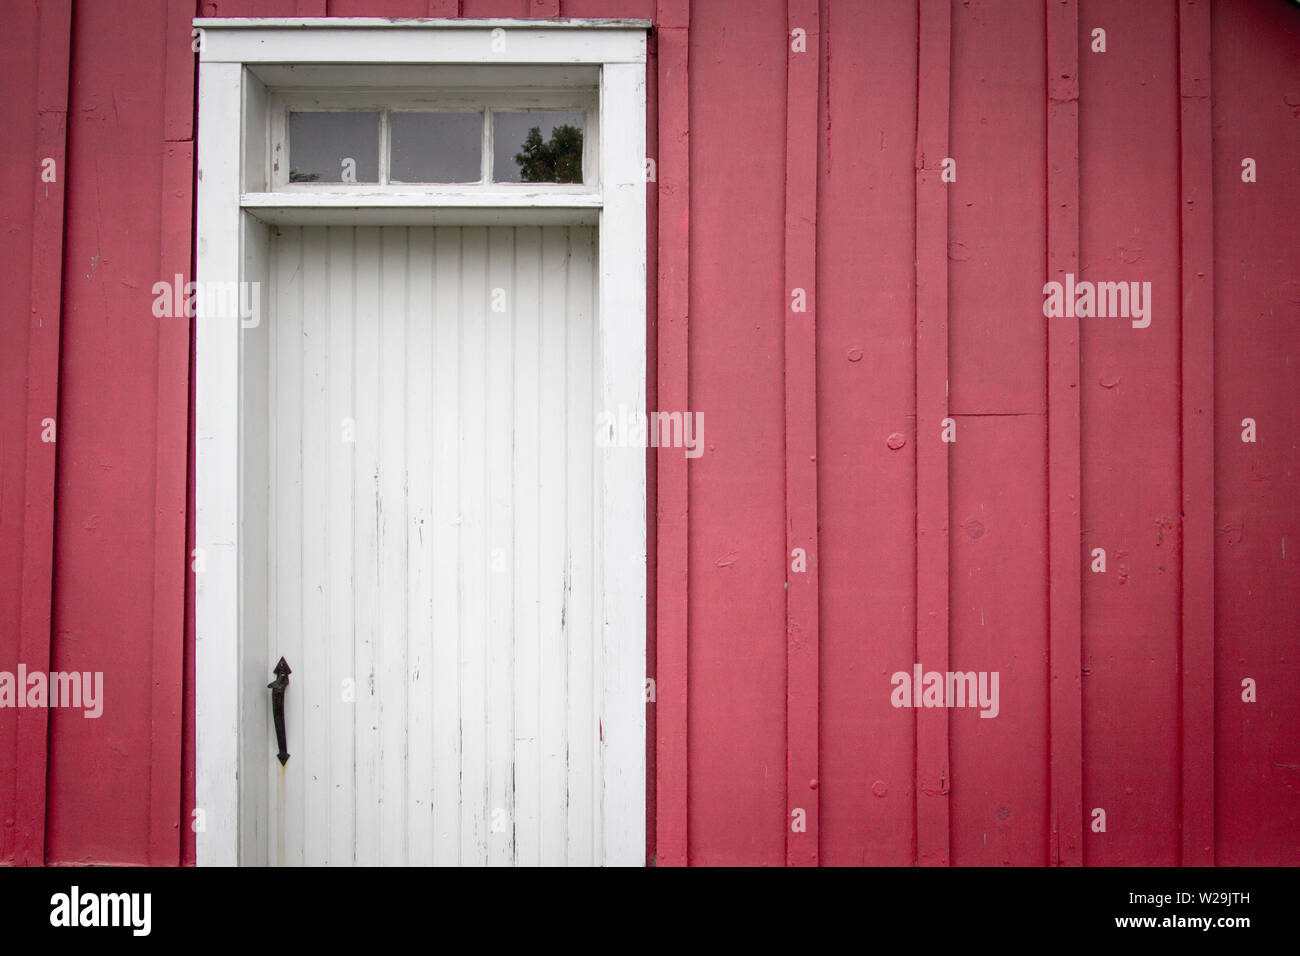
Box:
0;0;1296;866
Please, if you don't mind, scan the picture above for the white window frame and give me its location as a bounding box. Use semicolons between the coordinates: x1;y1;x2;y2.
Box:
193;18;648;867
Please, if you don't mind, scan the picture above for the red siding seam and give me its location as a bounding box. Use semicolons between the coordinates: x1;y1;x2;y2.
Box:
783;0;820;868
1045;0;1083;867
15;0;73;868
297;1;329;15
529;0;561;18
427;1;461;17
1176;0;1214;867
149;142;193;866
914;0;951;868
654;0;689;868
147;0;199;866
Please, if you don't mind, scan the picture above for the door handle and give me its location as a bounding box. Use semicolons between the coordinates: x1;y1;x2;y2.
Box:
268;657;291;765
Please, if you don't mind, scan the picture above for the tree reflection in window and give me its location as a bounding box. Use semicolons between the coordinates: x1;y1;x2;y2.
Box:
513;124;584;183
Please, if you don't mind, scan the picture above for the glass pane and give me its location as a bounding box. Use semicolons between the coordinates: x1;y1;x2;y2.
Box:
492;110;586;184
288;111;380;184
389;111;483;184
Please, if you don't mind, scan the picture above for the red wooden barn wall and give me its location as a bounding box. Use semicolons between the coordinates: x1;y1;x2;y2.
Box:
0;0;1296;866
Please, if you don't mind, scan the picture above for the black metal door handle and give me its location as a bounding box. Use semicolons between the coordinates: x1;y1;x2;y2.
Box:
268;657;291;765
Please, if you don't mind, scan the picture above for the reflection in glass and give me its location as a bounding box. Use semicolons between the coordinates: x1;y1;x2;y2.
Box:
492;111;585;184
288;111;380;183
390;111;483;183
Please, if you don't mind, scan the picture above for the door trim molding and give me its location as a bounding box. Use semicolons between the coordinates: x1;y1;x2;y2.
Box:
194;18;648;866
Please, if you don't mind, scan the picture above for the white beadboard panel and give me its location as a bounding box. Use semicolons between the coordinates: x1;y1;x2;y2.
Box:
256;225;600;866
405;227;436;867
566;227;599;866
511;226;543;866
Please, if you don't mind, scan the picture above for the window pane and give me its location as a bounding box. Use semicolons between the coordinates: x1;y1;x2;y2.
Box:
288;111;380;184
492;110;585;184
389;111;482;183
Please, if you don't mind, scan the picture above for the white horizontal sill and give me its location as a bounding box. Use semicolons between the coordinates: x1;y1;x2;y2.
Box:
196;18;652;30
242;190;601;208
240;194;600;227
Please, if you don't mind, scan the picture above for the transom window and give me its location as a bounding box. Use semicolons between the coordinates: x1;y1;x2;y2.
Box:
269;89;597;190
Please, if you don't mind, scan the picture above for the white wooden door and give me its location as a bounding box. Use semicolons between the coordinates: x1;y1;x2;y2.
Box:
257;224;601;866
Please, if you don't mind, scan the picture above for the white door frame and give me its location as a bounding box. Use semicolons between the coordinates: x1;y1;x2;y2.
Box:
193;18;648;866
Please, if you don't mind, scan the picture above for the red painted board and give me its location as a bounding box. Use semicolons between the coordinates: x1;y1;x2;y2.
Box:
1177;0;1215;867
4;0;72;868
686;0;788;866
915;0;951;868
1047;0;1082;868
783;0;821;868
653;0;689;868
1211;0;1300;867
46;0;170;865
1079;0;1183;866
816;0;918;867
947;0;1050;866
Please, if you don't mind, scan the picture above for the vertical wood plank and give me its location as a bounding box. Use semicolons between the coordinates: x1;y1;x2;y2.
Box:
147;0;195;867
566;227;598;865
459;226;490;865
529;0;561;18
431;228;464;865
538;225;570;865
237;220;272;868
512;226;543;866
300;226;331;866
270;227;305;868
427;0;461;17
654;0;691;869
194;58;244;867
351;225;383;866
326;226;356;866
1177;0;1215;867
162;0;194;144
148;153;192;858
486;226;516;865
378;226;410;866
1046;0;1084;868
914;0;951;868
15;0;72;868
783;0;820;868
598;60;648;867
406;227;436;866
